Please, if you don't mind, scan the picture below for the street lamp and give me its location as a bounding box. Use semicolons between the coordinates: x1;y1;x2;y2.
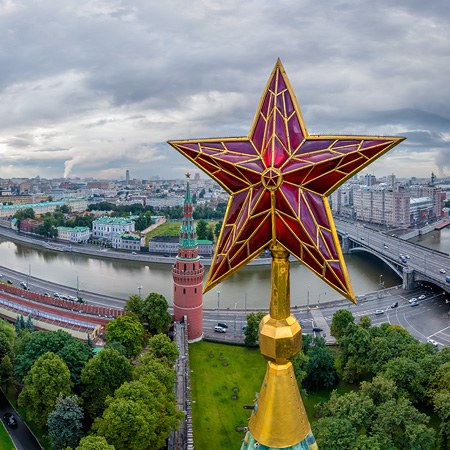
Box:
217;290;221;312
137;285;143;297
234;302;238;337
76;272;80;298
318;292;326;305
379;274;384;289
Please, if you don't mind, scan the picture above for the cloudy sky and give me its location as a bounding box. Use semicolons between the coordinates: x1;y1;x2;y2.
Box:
0;0;449;181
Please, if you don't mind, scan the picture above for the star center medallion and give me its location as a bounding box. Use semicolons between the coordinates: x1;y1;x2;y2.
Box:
262;167;283;191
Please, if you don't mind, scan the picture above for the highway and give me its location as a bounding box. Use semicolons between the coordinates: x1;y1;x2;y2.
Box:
335;219;450;286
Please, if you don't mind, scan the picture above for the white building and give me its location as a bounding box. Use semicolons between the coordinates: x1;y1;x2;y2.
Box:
57;226;90;243
92;216;135;240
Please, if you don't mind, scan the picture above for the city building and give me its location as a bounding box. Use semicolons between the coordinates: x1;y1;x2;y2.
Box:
0;199;87;219
111;232;143;251
92;216;135;241
172;175;204;342
57;226;91;243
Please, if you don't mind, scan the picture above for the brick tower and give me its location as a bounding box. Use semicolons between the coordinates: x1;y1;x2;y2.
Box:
172;173;204;342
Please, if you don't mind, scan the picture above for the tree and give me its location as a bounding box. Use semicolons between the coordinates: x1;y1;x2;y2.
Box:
80;349;133;419
47;395;84;450
196;219;208;240
18;352;72;427
358;315;371;329
134;354;176;391
141;293;172;335
146;334;178;366
15;330;92;384
25;316;34;331
76;435;115;450
302;340;338;391
314;416;359;450
106;316;145;357
214;220;223;238
93;397;157;450
292;351;309;388
330;309;354;340
244;312;266;346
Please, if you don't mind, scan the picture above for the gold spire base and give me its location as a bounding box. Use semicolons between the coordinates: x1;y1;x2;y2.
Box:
248;361;311;448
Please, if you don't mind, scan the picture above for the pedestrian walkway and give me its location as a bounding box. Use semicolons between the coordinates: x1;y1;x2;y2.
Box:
309;308;335;345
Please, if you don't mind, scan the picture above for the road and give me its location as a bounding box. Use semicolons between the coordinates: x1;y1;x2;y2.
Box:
203;285;450;348
0;391;42;450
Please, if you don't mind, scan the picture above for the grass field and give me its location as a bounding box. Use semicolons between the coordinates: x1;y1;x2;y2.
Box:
0;422;15;450
189;341;267;449
145;220;219;245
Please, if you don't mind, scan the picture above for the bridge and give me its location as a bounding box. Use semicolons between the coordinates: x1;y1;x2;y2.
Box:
335;219;450;295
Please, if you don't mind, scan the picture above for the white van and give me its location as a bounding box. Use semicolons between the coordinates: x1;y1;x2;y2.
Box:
214;326;226;333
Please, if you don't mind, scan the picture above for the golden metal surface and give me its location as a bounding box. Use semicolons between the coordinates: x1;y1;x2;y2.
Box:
249;362;311;447
259;315;302;363
269;244;291;319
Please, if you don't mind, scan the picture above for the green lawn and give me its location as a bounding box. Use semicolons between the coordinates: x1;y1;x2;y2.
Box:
145;221;182;244
189;341;267;449
0;422;15;450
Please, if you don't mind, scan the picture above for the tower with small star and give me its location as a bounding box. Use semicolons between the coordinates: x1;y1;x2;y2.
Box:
169;60;403;448
172;173;204;342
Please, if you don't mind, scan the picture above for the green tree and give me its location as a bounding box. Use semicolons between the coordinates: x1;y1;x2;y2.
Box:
314;416;358;450
106;316;145;357
80;349;132;419
134;354;176;391
93;397;156;450
15;330;92;384
141;293;172;335
47;395;84;450
18;352;72;427
302;340;338;391
292;351;309;388
76;435;115;450
146;334;178;366
244;312;266;346
214;220;223;238
330;309;354;340
358;315;371;329
196;219;208;239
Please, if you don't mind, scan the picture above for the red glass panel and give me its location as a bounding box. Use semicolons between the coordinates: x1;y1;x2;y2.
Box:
277;213;312;246
252;115;266;151
212;257;231;281
276;92;284;113
332;140;361;148
321;229;338;259
252;188;272;214
239;160;267;173
236;213;269;242
284;91;295;116
305;170;345;194
261;91;271;117
219;225;233;250
248;219;272;254
300;195;318;240
287;115;304;149
360;143;390;159
329;261;346;286
302;247;322;274
228;241;248;262
269;73;277;92
360;140;385;149
178;146;200;160
226;191;249;223
196;157;220;174
275;110;289;150
296;140;334;155
201;142;224;150
273;137;289;167
324;265;345;291
278;184;299;215
215;153;254;164
332;145;359;155
318;233;332;259
277;71;287;92
338;156;366;174
215;171;249;192
302;159;339;184
306;151;340;163
225;141;257;155
303;191;329;228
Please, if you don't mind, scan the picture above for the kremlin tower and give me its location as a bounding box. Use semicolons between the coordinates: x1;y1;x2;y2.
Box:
172;174;204;342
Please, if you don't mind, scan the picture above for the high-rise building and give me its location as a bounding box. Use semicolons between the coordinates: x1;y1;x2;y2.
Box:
172;174;204;342
125;169;130;185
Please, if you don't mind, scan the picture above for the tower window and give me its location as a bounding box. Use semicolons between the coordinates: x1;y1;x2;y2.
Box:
183;288;186;294
194;288;197;293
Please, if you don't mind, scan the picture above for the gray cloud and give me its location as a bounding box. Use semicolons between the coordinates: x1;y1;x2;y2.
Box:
0;0;449;179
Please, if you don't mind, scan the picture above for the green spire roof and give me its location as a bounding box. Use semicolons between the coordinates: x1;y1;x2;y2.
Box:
179;174;197;249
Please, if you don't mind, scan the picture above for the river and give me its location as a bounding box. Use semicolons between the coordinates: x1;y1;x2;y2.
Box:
0;236;403;309
409;226;450;255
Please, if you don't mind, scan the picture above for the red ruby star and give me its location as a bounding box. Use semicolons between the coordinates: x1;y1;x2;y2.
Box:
168;60;404;301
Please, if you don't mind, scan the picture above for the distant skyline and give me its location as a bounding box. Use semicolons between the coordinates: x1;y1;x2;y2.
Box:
0;1;449;180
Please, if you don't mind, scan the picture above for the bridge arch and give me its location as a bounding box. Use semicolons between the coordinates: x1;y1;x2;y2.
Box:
348;246;403;278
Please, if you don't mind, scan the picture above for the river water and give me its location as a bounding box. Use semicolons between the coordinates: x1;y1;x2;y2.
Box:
409;226;450;255
0;236;404;309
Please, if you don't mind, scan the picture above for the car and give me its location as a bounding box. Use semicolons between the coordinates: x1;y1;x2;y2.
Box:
53;292;61;298
131;251;137;255
44;292;50;297
427;339;439;347
3;413;17;428
20;281;28;290
390;302;398;308
383;244;388;249
217;322;228;329
409;298;417;303
418;295;426;300
360;237;364;240
6;280;13;284
440;269;446;274
410;301;419;307
405;255;410;259
375;309;384;315
312;327;323;332
214;326;226;333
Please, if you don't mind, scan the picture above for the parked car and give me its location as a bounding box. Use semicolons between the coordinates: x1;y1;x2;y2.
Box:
440;269;446;274
214;326;226;333
409;298;417;303
390;302;398;308
217;322;228;329
312;327;323;332
6;280;13;284
383;244;388;249
418;295;426;300
375;309;384;315
405;255;410;259
3;413;17;428
20;281;28;290
427;339;439;347
410;301;419;307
